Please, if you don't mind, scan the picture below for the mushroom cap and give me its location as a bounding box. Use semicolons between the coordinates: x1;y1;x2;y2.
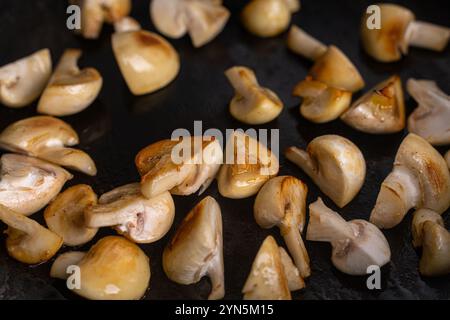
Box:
407;78;450;146
411;209;444;248
44;184;98;246
50;251;86;279
419;221;450;276
341;75;405;134
0;49;51;108
37;49;102;116
0;154;72;216
75;236;150;300
309;45;365;92
241;0;291;37
226;66;284;125
163;196;224;300
112;30;180;95
361;4;415;62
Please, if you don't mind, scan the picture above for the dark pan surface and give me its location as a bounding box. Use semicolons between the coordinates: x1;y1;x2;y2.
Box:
0;0;449;300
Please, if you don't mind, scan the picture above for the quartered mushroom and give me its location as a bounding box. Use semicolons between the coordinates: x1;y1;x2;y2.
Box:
150;0;230;47
285;135;366;208
44;184;98;246
136;136;223;199
85;183;175;243
411;209;450;276
0;154;72;216
361;4;450;62
163;196;224;300
241;0;300;37
0;204;63;264
217;131;279;199
225;66;283;125
287;25;365;92
0;116;97;176
51;236;151;300
407;78;450;146
370;134;450;229
340;75;405;134
254;176;310;279
307;198;391;275
0;49;51;108
37;49;102;116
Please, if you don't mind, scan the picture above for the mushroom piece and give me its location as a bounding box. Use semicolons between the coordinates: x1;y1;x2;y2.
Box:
150;0;230;47
217;131;279;199
51;236;151;300
292;77;352;123
0;154;72;216
361;4;450;62
446;151;450;169
44;184;98;246
0;49;51;108
0;116;97;176
225;66;284;125
285;135;366;208
307;198;391;275
406;78;450;146
254;176;310;278
0;204;63;264
340;75;405;134
287;26;365;92
37;49;102;116
241;0;300;37
370;134;450;229
163;196;224;300
113;16;141;33
411;209;450;276
85;183;175;244
136;137;223;199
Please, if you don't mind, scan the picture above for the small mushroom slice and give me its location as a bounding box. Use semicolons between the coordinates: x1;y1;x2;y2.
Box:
307;198;391;275
370;134;450;229
0;154;72;216
44;184;98;246
341;75;405;134
217;131;279;199
293;77;352;123
225;66;283;125
163;196;224;300
37;49;102;116
407;78;450;146
85;183;175;244
0;49;51;108
285;135;366;208
361;4;450;62
0;204;63;264
50;251;86;279
254;176;310;278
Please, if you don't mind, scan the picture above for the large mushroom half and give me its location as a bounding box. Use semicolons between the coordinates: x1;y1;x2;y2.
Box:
370;134;450;229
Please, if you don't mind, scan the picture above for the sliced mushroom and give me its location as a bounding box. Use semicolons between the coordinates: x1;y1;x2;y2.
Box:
293;77;352;123
307;198;391;275
254;176;310;278
85;183;175;244
0;49;51;108
44;184;98;246
163;196;224;300
37;49;102;116
0;116;97;176
241;0;300;37
136;137;223;199
51;236;151;300
50;251;86;279
340;75;405;134
225;66;283;125
217;131;279;199
361;4;450;62
287;26;364;92
0;204;63;264
370;134;450;229
407;78;450;146
0;154;72;216
285;135;366;208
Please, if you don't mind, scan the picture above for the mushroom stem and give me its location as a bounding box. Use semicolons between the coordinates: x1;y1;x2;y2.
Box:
114;16;141;32
225;67;257;98
285;146;316;177
280;222;310;278
404;20;450;52
206;251;225;300
85;202;140;227
54;49;81;75
287;26;327;61
0;204;36;235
